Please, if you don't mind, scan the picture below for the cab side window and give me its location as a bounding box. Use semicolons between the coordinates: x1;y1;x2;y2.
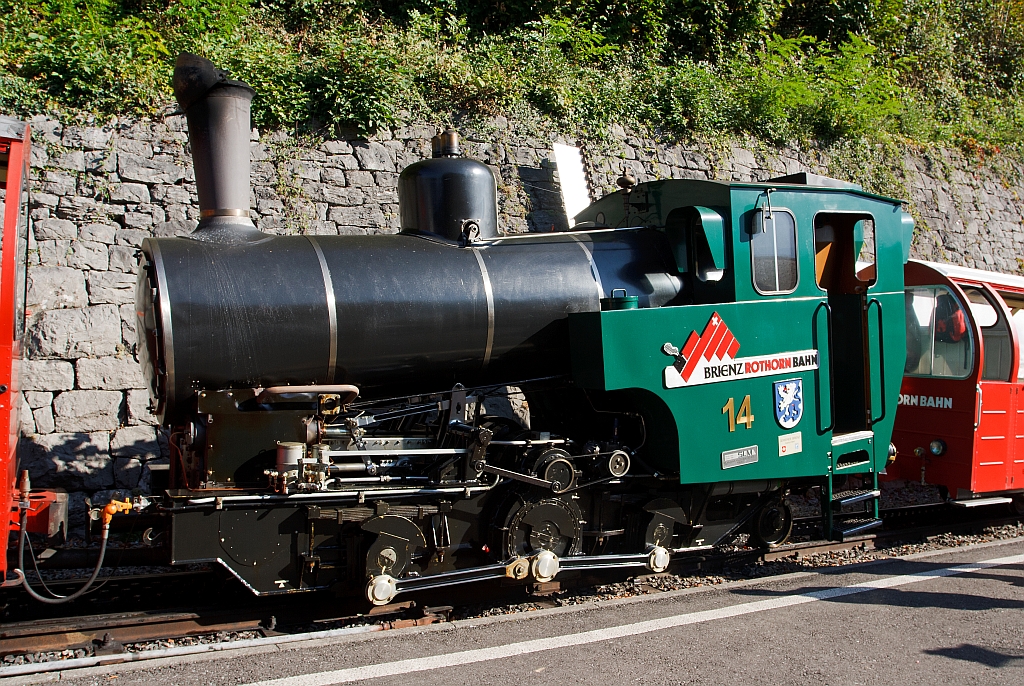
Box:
750;209;797;294
963;287;1012;381
997;291;1024;380
905;286;972;378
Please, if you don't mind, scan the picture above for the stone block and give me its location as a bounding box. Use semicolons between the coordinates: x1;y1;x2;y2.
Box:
118;153;185;184
327;205;388;227
20;395;35;435
31;192;59;208
68;240;109;271
53;390;122;432
164;203;189;222
154;219;194;237
27;267;88;309
34;218;77;241
115;229;148;247
32;405;54;434
29;305;121;359
322;187;366;206
124;211;154;228
150;184;191;203
111;425;159;461
30;118;62;144
54;150;85;171
25;391;53;409
110;183;151;203
84;150;117;173
127;389;157;425
114;457;143;489
345;171;374;187
257;196;285;214
19;432;113;490
84;272;134;307
320;140;353;155
56;195;123;221
80;223;117;244
62;126;113;150
284;160;320;181
76;356;145;390
119;303;137;347
116;138;152;156
353;140;397;172
109;246;138;273
22;360;74;391
42;171;76;197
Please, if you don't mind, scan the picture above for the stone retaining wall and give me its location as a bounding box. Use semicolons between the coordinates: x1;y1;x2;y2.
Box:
7;113;1024;523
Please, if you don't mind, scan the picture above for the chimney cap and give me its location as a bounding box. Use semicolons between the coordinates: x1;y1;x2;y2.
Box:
438;129;461;157
173;53;253;111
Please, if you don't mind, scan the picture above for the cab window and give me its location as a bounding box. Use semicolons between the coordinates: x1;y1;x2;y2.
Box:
962;287;1012;381
750;209;797;294
997;291;1024;379
904;286;972;378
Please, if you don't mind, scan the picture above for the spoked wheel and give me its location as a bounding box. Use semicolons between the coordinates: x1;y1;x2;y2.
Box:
750;500;794;548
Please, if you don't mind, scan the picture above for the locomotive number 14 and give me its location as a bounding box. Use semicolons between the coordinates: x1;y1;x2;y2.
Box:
722;395;754;432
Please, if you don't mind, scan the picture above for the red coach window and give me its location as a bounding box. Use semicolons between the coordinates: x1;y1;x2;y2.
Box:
996;291;1024;380
905;286;973;378
962;287;1013;381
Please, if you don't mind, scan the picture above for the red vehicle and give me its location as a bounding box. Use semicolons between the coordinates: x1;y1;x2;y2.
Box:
888;259;1024;510
0;116;69;588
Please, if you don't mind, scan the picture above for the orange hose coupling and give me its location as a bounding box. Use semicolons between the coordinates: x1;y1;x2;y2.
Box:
101;499;132;527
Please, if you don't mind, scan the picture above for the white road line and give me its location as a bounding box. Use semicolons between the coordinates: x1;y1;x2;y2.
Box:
244;553;1024;686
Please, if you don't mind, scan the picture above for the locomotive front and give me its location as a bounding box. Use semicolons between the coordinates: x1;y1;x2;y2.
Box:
140;54;911;604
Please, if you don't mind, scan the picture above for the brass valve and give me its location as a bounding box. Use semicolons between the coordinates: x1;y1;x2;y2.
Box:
101;499;132;527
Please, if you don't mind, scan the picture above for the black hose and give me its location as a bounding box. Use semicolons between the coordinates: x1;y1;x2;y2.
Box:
15;510;109;604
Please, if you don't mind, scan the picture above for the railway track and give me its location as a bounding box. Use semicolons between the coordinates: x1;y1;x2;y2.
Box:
1;507;1020;676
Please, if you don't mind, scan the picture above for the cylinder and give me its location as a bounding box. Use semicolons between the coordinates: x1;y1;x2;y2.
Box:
276;442;304;472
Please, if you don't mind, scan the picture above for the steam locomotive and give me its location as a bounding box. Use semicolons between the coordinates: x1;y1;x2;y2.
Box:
6;55;919;606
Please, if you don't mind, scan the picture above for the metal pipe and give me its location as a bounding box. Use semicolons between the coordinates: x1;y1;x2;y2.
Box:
258;384;359;404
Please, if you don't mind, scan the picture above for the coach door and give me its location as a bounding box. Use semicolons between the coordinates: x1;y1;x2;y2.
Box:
961;284;1015;492
993;290;1024;490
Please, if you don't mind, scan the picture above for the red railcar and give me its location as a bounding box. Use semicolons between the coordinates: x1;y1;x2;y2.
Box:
0;116;67;586
888;259;1024;509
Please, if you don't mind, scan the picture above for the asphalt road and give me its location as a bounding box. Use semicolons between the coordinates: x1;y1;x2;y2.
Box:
27;537;1024;686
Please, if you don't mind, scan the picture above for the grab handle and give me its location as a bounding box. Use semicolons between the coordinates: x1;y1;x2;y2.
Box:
816;301;836;434
975;384;983;429
868;298;886;424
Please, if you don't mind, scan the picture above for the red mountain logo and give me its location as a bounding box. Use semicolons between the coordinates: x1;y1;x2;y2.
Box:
662;312;740;382
662;313;819;389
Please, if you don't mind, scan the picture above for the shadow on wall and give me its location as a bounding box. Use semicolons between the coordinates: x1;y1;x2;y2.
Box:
518;165;569;233
17;432;169;532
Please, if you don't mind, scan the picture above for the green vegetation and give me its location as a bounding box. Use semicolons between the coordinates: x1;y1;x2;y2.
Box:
1;0;1023;152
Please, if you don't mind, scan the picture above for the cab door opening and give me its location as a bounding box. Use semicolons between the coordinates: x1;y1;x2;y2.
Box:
814;213;876;436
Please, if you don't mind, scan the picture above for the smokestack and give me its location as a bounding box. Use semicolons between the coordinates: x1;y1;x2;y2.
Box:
173;53;261;243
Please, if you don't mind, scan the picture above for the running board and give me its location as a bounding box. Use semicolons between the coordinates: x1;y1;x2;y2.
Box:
831;489;881;509
834;517;883;541
951;496;1012;508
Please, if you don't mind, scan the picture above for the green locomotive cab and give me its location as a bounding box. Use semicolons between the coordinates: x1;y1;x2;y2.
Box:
569;173;914;542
